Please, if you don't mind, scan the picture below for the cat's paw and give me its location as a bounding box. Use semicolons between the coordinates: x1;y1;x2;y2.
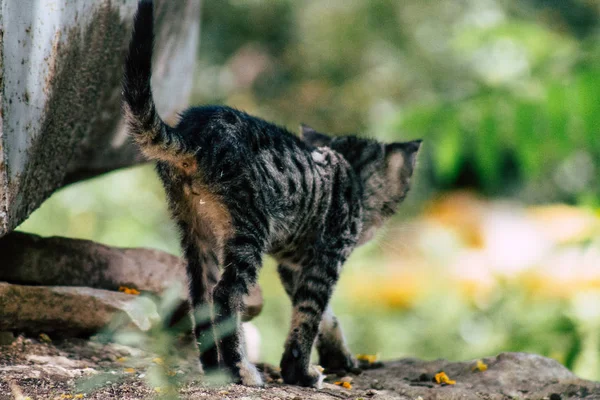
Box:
200;346;220;370
281;363;324;388
307;365;325;388
318;348;361;375
280;351;322;387
235;360;264;387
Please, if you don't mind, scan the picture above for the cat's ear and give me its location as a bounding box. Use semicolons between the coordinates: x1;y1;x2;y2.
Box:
384;139;422;179
300;123;332;147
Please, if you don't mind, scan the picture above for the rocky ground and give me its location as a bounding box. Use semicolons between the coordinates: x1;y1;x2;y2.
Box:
1;334;599;400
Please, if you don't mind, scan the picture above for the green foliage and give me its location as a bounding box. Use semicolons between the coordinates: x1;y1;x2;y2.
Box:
198;0;600;202
79;284;235;396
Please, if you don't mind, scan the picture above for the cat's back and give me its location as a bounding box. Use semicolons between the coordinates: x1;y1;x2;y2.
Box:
176;105;306;151
175;105;316;182
172;105;357;249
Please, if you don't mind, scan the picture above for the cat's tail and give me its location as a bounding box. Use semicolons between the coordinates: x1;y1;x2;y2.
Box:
123;0;185;161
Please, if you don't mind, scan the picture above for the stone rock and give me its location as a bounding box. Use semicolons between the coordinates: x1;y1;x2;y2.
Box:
0;231;185;293
0;232;264;321
357;352;598;399
0;331;15;345
242;285;263;322
0;282;160;336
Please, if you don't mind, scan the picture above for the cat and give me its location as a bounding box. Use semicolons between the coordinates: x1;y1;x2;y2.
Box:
123;0;421;388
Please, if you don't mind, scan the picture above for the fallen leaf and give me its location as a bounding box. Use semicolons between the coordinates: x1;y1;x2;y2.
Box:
152;357;164;365
118;286;140;295
434;371;456;385
356;354;378;364
334;381;352;389
472;359;488;372
39;333;52;343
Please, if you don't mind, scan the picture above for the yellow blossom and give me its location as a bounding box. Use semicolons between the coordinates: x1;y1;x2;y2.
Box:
434;371;456;385
152;357;164;365
39;333;52;343
118;286;140;295
472;359;487;372
334;381;352;389
356;354;378;364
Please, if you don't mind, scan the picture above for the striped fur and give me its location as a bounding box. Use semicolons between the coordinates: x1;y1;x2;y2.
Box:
123;0;421;388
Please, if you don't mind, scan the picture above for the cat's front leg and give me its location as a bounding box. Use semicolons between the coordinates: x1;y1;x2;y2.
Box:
316;307;358;374
280;258;341;388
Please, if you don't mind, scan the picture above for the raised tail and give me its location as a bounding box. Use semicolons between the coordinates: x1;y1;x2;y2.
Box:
123;0;184;161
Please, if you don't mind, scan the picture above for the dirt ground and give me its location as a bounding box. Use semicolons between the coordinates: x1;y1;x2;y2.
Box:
1;334;599;400
0;335;385;400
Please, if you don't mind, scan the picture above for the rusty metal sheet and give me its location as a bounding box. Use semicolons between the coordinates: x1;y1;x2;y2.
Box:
0;0;200;237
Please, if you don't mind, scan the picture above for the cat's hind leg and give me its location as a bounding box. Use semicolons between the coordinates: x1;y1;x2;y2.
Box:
277;263;297;298
180;229;220;371
316;307;358;374
211;234;265;386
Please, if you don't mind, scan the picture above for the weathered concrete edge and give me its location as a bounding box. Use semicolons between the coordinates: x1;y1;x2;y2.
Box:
0;5;7;236
0;0;201;237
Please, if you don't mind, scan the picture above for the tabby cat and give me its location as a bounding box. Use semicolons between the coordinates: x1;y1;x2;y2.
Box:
123;0;421;388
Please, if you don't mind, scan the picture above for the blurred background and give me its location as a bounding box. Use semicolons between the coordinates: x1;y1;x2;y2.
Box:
18;0;600;380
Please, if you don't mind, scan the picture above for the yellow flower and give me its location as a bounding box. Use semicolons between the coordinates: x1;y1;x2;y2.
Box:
118;286;140;295
434;371;456;385
124;368;136;374
334;381;352;389
39;333;52;343
152;357;164;365
75;395;84;399
356;354;378;364
472;359;487;372
116;357;127;363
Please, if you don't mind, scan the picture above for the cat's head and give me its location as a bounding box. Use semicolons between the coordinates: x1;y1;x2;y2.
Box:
301;124;421;245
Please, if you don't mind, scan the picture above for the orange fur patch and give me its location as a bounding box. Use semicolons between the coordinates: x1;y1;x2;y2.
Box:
184;179;233;260
177;156;198;176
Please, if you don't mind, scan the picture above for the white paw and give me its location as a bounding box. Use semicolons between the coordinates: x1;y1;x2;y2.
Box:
310;365;325;389
237;360;264;387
